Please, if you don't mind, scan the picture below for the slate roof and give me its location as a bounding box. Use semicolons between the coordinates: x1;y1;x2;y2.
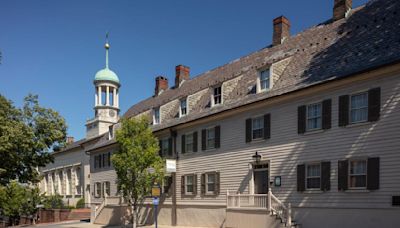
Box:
52;134;103;155
123;0;400;132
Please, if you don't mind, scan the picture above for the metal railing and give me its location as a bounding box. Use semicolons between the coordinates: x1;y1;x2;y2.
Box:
94;196;124;221
226;188;292;227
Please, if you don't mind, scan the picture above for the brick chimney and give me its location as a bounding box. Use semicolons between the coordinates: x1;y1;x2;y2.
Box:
175;65;190;88
333;0;352;21
66;136;74;144
273;16;290;46
155;76;168;96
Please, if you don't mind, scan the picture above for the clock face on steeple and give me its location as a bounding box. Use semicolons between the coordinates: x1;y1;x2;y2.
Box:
109;110;116;117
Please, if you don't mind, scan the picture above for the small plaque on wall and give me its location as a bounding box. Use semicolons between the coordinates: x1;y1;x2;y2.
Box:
274;176;281;187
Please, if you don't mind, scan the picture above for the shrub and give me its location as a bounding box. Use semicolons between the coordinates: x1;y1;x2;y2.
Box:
43;194;64;209
75;198;85;209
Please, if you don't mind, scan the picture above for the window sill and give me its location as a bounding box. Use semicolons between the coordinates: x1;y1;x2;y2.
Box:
182;194;196;198
345;189;370;193
303;129;324;135
303;190;324;194
344;121;371;128
250;138;267;144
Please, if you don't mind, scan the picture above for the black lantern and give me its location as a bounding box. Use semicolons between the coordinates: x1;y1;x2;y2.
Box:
252;151;261;163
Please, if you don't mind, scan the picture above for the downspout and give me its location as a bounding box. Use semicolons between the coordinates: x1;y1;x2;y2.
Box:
170;129;178;226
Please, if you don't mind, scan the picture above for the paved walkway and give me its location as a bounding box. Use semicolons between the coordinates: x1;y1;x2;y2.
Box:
26;220;207;228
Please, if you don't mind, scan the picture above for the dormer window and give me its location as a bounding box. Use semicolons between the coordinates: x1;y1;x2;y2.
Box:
180;99;188;117
153;107;160;125
212;86;222;106
108;125;114;139
258;69;271;92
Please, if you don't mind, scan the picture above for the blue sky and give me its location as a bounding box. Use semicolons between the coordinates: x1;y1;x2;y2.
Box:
0;0;368;140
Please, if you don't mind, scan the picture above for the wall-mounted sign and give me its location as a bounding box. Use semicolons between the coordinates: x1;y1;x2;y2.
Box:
152;185;161;197
166;159;176;173
274;176;281;187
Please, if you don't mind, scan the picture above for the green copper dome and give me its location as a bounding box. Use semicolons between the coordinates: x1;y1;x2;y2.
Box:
94;68;120;84
94;38;120;85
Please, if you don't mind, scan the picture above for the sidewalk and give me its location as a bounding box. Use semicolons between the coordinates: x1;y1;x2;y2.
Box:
28;220;209;228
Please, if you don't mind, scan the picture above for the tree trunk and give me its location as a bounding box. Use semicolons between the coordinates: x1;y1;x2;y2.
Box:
132;204;137;228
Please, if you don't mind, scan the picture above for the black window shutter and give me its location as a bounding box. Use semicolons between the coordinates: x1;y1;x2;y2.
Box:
215;172;220;195
297;164;305;192
321;161;331;191
264;114;271;139
246;118;252;142
338;160;349;191
201;129;207;151
215;126;221;148
108;152;111;167
193;132;198;152
168;138;173;156
193;174;197;196
102;154;106;167
94;155;97;169
298;106;306;134
201;174;205;195
367;157;380;190
99;155;102;168
322;99;332;130
368;87;381;122
159;140;163;157
181;135;186;154
339;95;349;127
181;176;185;195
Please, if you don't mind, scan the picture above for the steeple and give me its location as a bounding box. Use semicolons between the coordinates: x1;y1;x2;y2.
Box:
86;33;121;139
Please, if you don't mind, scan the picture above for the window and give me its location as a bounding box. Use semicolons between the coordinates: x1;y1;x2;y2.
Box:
213;87;222;106
153;107;160;125
185;175;194;194
307;103;322;130
103;182;110;197
95;182;101;198
107;152;111;167
206;128;215;150
180;99;187;117
161;138;169;156
306;164;321;189
349;160;367;188
252;117;264;140
259;69;270;91
350;92;368;123
206;173;216;193
185;133;194;153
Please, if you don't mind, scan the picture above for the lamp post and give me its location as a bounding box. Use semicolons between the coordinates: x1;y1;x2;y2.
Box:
252;151;261;163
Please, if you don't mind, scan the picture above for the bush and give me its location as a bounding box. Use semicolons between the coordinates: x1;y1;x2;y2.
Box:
43;194;64;209
76;198;85;209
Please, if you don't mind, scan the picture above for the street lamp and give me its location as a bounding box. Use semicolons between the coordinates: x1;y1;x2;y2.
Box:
252;151;261;163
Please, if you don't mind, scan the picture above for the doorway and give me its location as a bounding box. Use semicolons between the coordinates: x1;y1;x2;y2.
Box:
253;163;269;194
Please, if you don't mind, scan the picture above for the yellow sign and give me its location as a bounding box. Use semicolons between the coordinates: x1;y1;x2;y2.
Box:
152;187;161;197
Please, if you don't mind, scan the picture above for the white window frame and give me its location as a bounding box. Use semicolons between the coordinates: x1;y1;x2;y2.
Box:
212;86;222;106
179;98;188;117
185;175;195;195
350;92;368;124
185;132;194;153
206;127;216;150
95;182;101;198
348;159;367;189
306;102;322;131
103;181;111;197
258;69;271;92
206;173;216;194
153;107;161;125
251;116;264;140
306;163;321;190
161;138;169;156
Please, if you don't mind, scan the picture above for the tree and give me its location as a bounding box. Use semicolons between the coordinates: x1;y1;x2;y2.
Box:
0;94;67;185
112;117;164;228
0;181;44;226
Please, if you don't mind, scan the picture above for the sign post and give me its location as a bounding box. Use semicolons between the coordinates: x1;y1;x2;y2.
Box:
152;184;161;228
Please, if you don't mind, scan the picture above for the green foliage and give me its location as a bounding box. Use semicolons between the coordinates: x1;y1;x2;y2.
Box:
112;117;164;227
0;94;67;185
43;194;64;209
75;198;85;209
0;181;44;225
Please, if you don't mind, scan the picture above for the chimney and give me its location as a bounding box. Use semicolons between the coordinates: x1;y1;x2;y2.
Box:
66;136;74;144
155;76;168;96
333;0;352;21
273;16;291;46
175;65;190;88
